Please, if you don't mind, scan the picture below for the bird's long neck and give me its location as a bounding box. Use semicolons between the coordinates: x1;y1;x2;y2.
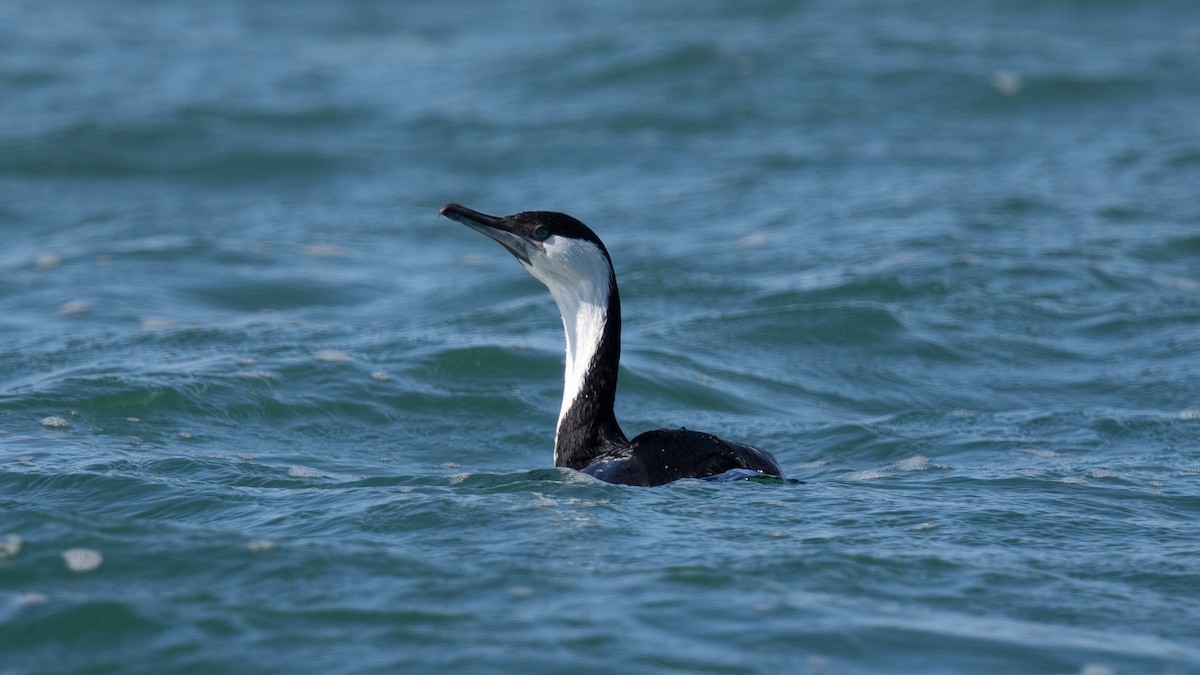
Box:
538;262;627;469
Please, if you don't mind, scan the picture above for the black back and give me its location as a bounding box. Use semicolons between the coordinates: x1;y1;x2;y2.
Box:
580;428;785;487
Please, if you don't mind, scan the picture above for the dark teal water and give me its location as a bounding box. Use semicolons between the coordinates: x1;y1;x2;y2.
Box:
3;1;1200;672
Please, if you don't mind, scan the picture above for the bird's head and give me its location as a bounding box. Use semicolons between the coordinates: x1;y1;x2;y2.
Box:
440;203;615;298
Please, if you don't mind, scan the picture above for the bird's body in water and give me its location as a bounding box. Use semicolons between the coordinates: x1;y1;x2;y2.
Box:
440;203;785;487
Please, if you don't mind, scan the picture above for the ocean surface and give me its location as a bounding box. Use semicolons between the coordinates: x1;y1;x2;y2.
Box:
3;1;1200;672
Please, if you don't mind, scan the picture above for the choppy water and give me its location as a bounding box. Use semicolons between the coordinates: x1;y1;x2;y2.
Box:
3;1;1200;673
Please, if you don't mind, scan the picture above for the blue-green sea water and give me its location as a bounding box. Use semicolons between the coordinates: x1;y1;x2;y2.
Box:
3;1;1200;672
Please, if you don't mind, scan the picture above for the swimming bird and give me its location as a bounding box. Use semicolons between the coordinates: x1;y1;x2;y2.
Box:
440;203;784;486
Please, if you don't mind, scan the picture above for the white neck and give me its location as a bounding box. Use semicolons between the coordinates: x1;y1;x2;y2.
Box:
522;236;614;463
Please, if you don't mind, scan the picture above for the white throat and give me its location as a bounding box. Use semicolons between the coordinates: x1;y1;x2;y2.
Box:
522;236;613;461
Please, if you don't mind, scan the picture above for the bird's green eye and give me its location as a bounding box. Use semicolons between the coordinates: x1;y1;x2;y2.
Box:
533;226;551;241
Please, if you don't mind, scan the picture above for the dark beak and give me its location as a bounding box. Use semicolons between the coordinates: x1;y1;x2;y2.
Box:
440;203;531;264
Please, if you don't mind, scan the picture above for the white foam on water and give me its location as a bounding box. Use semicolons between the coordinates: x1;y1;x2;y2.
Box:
247;540;277;553
40;416;70;429
16;592;48;607
847;469;893;481
287;466;324;479
303;243;347;258
62;548;103;572
140;316;176;331
238;370;276;380
58;299;89;315
894;455;929;471
1;535;22;559
736;232;771;249
792;459;829;470
35;252;62;269
313;350;353;363
991;70;1022;95
1154;275;1199;292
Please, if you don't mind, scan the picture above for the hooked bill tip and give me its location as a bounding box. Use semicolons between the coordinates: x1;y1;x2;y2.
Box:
440;202;531;264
